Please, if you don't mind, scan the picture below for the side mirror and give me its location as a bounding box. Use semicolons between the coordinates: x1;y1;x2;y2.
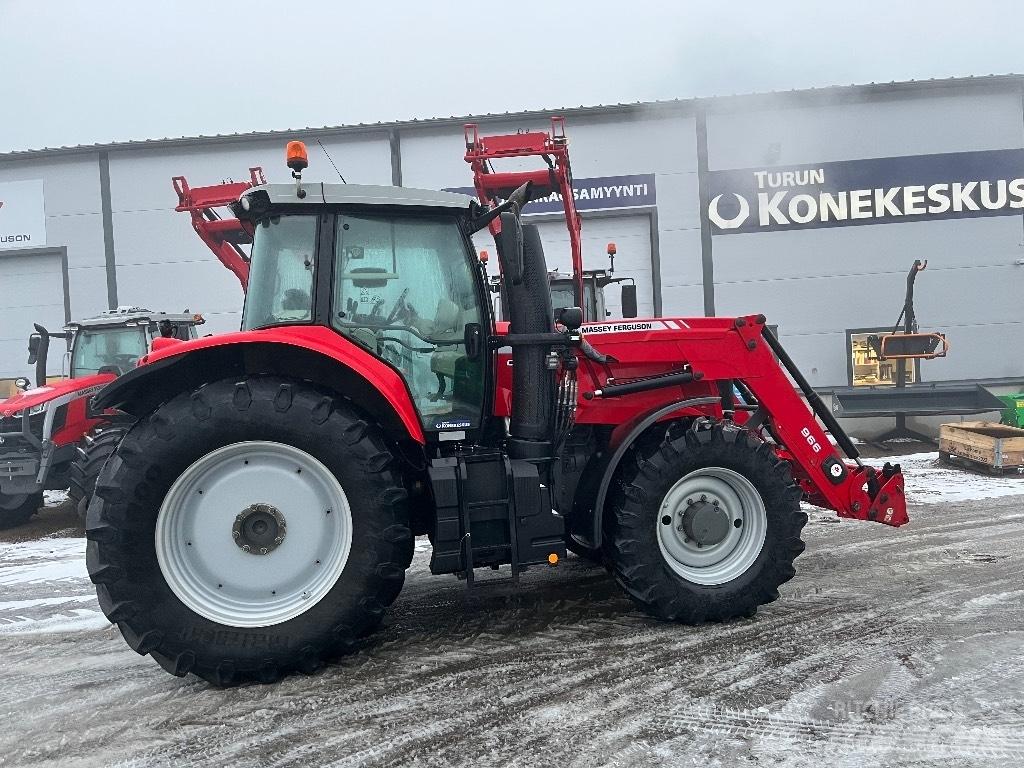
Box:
14;377;30;391
494;211;524;285
557;306;583;331
27;334;41;365
620;284;638;318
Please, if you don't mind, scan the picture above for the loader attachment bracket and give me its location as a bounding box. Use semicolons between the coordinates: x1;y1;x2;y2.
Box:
868;332;948;360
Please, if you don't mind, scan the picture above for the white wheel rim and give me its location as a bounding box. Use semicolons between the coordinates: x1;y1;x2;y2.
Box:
155;441;352;628
656;467;767;586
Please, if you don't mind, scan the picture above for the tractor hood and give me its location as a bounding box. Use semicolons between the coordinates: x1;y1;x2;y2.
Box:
0;373;116;417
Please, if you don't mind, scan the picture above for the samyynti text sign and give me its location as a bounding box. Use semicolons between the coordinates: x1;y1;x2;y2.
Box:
0;179;46;249
447;173;655;214
707;149;1024;235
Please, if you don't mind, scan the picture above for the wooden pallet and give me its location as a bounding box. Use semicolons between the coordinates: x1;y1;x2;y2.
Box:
938;421;1024;475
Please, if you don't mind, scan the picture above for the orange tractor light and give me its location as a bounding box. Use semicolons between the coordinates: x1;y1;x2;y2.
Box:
606;242;617;256
286;141;309;172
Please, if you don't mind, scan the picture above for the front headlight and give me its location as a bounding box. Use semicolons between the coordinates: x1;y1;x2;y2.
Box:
12;403;48;418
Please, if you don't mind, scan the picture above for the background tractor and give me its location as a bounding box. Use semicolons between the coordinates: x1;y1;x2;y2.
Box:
86;122;907;686
0;306;203;527
490;247;638;323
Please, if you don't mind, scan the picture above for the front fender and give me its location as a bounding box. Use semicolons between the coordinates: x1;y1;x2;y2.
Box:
93;326;426;444
570;396;721;551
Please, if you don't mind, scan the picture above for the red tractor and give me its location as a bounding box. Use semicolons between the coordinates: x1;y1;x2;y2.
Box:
86;121;907;685
0;307;203;527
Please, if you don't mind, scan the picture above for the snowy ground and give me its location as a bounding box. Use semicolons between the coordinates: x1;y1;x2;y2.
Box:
0;453;1022;767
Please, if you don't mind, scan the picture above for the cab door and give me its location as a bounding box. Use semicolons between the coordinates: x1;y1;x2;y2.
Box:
329;213;488;435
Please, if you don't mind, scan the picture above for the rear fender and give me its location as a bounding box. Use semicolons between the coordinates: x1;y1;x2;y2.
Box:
568;396;720;550
93;334;426;446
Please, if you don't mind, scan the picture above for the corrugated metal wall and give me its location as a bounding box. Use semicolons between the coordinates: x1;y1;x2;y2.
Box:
1;79;1022;388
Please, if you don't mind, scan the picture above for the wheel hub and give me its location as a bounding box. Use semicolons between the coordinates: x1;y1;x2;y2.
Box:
232;503;287;555
680;499;730;546
656;467;768;586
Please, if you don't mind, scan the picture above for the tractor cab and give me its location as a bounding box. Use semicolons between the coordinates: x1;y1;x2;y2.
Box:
234;182;490;436
27;306;204;387
0;307;205;529
68;308;200;377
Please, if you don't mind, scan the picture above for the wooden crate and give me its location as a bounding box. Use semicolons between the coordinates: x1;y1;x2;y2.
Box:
939;421;1024;474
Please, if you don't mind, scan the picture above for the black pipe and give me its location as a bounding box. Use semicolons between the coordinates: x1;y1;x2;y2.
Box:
496;223;555;460
495;332;571;346
585;370;702;399
760;326;861;462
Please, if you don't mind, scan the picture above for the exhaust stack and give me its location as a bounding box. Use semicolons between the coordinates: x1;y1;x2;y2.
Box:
496;223;556;460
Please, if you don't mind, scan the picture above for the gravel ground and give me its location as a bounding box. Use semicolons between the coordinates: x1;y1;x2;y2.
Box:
0;454;1022;767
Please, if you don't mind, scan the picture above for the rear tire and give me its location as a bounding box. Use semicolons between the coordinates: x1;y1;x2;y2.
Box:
0;492;43;529
86;377;414;685
603;419;806;623
69;424;130;523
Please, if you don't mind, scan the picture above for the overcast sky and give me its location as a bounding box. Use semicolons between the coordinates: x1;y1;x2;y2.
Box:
1;0;1023;154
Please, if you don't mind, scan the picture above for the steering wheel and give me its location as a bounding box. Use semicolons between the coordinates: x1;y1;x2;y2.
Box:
112;353;140;368
385;288;410;324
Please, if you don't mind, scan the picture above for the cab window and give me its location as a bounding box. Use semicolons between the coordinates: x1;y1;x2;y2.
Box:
242;216;317;329
331;214;484;432
71;327;148;376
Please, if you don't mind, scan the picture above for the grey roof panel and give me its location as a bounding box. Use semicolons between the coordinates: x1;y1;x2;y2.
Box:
66;307;202;329
3;73;1022;160
246;183;474;210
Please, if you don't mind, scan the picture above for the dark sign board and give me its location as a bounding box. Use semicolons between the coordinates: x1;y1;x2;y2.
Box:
446;173;656;214
707;148;1024;235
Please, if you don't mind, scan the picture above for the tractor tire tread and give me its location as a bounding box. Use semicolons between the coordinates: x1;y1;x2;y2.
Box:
86;376;414;686
603;419;806;625
70;423;131;523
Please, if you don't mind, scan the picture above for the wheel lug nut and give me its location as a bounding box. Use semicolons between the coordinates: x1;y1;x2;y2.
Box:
700;494;707;502
686;498;694;506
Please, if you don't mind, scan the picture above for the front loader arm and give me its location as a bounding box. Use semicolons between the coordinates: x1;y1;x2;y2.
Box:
725;316;908;526
576;314;908;527
172;168;265;291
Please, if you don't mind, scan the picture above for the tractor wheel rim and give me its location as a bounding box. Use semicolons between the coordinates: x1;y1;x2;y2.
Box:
155;441;352;628
656;467;767;586
0;493;30;510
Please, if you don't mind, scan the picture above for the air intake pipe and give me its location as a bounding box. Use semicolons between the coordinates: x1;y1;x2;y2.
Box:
495;215;556;462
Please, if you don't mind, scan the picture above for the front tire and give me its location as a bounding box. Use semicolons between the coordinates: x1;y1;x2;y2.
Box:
603;420;806;623
69;423;130;523
86;377;414;685
0;492;43;529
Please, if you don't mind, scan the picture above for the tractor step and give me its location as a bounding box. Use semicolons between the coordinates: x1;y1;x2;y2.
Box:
428;453;565;584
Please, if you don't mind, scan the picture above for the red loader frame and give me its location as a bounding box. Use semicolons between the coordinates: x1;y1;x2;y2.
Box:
172;167;265;290
465;118;586;317
466;118;908;530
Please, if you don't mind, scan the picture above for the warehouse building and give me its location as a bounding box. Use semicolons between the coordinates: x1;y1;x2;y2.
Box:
1;74;1022;423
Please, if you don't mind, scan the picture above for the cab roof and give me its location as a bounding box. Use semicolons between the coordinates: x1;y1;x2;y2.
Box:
241;183;475;210
66;306;203;331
